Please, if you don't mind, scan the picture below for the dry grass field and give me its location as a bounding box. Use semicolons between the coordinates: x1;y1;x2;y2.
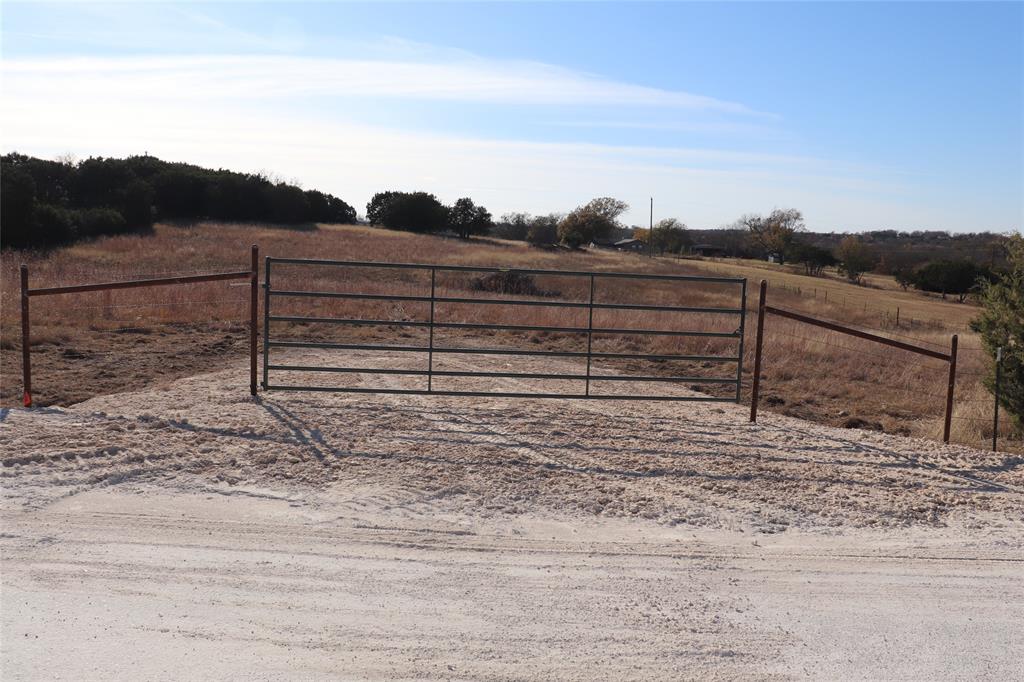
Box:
0;221;1017;452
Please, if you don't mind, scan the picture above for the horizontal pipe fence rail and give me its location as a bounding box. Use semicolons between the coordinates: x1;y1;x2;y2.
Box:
262;258;747;402
19;245;259;407
748;280;959;443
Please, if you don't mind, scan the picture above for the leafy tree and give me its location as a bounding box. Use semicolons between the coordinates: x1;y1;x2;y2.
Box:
836;236;877;284
792;241;837;276
122;180;154;230
526;214;560;246
448;197;493;239
267;183;312;224
912;259;990;302
305;190;357;224
970;234;1024;429
494;212;531;241
648;218;691;255
152;169;207;219
892;267;915;290
739;208;804;264
557;197;628;248
365;191;449;233
0;166;37;248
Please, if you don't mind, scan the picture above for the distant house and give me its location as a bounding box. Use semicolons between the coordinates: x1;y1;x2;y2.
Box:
614;238;645;252
691;243;726;257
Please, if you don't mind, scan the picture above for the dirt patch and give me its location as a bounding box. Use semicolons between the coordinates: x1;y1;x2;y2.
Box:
3;350;1021;529
0;321;249;407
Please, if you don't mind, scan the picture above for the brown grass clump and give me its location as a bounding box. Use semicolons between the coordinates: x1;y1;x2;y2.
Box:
0;221;1018;453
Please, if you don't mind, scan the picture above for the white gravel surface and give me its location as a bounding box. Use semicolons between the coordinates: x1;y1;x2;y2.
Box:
2;351;1023;679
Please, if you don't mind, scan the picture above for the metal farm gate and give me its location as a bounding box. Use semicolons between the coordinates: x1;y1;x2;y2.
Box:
261;258;747;402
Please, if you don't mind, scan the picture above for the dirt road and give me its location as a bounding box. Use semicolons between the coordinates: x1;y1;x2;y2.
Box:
2;352;1023;679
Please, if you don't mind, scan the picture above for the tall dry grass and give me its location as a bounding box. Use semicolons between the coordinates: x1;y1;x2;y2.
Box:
0;222;1016;452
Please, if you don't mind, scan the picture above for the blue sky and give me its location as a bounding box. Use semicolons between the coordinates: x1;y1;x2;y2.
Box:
2;1;1021;232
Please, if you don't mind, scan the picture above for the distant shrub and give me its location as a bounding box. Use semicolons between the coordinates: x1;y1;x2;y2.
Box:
912;259;991;302
33;203;75;245
792;242;837;276
471;271;558;297
77;208;128;237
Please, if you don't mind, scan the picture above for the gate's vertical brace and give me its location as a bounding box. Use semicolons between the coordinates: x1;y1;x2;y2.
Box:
427;267;436;392
749;280;767;422
735;278;748;403
943;333;958;443
262;257;272;390
585;274;595;396
20;265;32;408
250;245;259;396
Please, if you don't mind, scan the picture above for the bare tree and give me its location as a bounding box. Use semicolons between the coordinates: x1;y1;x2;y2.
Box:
739;208;805;264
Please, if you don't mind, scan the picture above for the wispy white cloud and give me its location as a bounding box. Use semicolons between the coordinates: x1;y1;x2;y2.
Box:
3;54;767;114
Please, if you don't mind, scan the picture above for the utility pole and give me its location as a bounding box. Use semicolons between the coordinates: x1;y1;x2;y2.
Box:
648;197;653;258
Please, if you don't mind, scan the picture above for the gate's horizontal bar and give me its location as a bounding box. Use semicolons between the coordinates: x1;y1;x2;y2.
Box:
270;315;432;328
270;290;434;302
266;364;739;383
265;257;746;283
264;384;740;401
28;270;252;296
268;290;740;314
765;305;951;361
267;340;739;362
269;315;740;338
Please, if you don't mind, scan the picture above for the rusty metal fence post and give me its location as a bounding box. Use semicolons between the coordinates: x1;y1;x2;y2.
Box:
943;334;958;443
250;244;259;396
749;280;767;422
262;256;271;390
20;265;32;407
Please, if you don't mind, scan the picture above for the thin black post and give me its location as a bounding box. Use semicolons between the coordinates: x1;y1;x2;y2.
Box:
20;265;31;408
262;257;271;389
585;274;595;396
993;347;1002;452
735;278;747;403
427;268;436;392
250;244;258;396
749;280;767;422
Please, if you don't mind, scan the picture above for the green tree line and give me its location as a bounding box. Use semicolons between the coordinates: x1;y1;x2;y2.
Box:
1;153;357;249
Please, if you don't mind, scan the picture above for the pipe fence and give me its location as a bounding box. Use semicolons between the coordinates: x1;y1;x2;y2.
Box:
19;245;259;406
